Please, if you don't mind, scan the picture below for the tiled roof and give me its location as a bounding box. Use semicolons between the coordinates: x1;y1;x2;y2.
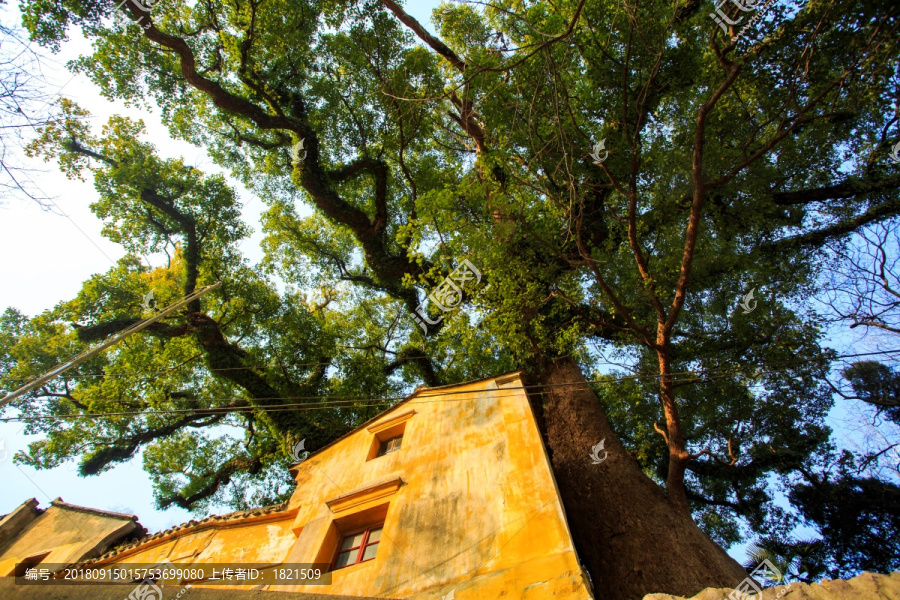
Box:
73;501;290;568
51;498;140;521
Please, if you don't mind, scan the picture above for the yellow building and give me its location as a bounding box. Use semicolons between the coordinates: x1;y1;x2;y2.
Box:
0;498;144;577
3;372;595;599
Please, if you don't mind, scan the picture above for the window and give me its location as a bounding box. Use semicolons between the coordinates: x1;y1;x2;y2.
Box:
366;412;413;461
376;434;402;457
332;524;383;570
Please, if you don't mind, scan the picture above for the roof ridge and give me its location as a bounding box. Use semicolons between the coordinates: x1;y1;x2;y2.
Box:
50;498;139;521
71;501;290;569
289;370;524;475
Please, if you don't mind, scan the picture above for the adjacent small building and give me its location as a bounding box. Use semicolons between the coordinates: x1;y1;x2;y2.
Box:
1;372;595;599
0;498;144;577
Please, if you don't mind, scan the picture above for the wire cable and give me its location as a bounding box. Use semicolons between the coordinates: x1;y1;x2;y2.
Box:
2;351;891;422
4;346;897;384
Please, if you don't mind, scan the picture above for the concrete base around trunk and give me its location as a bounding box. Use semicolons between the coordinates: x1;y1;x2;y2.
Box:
642;571;900;600
0;578;395;600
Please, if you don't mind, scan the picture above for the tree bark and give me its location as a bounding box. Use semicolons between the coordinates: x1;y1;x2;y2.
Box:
655;341;691;515
529;357;745;600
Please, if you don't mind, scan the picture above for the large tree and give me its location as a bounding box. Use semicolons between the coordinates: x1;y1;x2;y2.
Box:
2;0;899;597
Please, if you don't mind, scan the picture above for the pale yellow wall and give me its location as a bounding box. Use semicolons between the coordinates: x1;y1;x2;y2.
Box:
279;373;593;600
88;515;298;586
0;506;136;576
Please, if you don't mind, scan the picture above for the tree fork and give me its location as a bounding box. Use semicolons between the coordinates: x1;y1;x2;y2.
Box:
528;357;745;600
655;341;692;516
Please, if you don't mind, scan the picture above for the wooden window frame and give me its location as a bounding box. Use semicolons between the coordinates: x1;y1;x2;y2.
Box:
331;523;383;571
376;434;403;457
366;414;412;462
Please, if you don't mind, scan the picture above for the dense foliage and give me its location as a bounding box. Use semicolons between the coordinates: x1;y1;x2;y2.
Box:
1;0;898;580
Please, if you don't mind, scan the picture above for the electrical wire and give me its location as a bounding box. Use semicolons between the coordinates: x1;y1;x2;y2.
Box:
4;346;897;384
2;349;894;422
0;284;221;407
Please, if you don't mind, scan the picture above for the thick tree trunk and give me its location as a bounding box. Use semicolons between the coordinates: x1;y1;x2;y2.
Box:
529;357;746;600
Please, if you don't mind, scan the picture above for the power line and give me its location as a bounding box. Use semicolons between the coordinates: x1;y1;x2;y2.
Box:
5;349;898;409
1;354;411;383
3;351;893;422
0;284;222;407
0;388;588;422
5;346;898;385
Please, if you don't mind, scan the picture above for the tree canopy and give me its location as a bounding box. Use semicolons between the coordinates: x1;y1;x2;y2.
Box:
2;0;899;592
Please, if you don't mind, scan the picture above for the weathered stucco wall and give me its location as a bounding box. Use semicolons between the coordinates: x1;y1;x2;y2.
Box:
78;509;299;584
0;501;140;576
280;373;593;600
0;499;40;553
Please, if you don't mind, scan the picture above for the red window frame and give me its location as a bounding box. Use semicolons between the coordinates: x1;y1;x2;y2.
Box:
331;524;383;571
376;434;403;457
